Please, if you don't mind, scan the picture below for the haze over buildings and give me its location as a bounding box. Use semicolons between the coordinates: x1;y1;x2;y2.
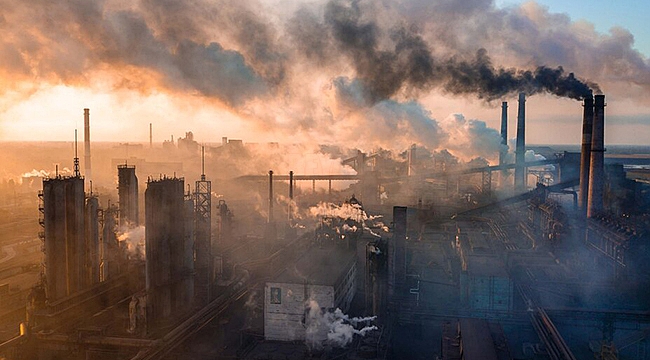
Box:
0;1;650;360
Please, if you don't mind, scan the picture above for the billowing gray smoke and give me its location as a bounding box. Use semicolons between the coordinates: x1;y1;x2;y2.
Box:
294;0;599;103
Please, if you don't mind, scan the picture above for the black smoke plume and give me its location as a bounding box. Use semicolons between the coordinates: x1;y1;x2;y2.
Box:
300;0;600;104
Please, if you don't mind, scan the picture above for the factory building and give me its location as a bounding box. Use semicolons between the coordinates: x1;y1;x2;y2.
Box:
41;175;86;301
118;164;139;226
441;318;512;360
145;177;194;329
84;195;100;287
264;246;357;342
454;224;514;314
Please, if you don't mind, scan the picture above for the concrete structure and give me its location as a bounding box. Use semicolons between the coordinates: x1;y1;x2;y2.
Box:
101;205;120;281
145;177;193;327
118;164;139;226
84;195;100;287
587;95;606;218
515;93;526;192
455;223;514;313
499;101;508;166
264;246;357;342
579;94;594;214
41;176;86;301
389;206;407;299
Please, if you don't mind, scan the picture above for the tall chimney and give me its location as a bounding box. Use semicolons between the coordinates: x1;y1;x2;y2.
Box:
514;93;526;192
407;144;416;176
289;171;294;200
288;171;294;223
499;101;508;166
149;123;153;148
578;93;594;214
587;95;606;218
84;109;91;183
268;170;274;223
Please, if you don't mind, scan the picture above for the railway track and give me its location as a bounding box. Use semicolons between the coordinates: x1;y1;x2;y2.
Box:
518;285;577;360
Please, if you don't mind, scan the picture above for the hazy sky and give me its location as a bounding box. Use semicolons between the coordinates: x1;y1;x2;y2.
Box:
497;0;650;57
0;0;648;150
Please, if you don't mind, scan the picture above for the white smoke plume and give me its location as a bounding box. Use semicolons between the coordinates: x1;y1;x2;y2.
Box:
117;225;146;260
308;201;388;237
304;299;378;350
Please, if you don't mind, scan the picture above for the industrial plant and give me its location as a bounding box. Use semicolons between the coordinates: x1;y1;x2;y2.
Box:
0;89;647;360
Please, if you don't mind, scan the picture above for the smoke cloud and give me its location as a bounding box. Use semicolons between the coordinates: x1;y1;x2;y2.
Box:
304;299;378;350
2;0;650;150
117;225;145;260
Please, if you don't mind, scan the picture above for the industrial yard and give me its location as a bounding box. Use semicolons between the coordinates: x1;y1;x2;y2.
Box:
1;0;650;359
0;91;647;360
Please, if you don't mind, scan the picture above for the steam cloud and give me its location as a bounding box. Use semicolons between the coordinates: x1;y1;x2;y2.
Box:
117;225;145;260
305;299;377;350
2;0;649;155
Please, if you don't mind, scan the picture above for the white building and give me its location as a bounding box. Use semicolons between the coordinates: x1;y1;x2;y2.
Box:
264;246;357;342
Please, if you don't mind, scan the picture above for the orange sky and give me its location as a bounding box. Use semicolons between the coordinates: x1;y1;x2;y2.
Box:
0;0;649;148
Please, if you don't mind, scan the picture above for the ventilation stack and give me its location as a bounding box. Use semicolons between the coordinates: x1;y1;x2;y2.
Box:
587;95;606;218
514;93;526;192
578;93;594;214
407;144;416;176
84;109;91;184
499;102;508;166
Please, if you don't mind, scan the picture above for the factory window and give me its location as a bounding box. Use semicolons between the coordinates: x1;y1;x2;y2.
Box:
270;287;281;304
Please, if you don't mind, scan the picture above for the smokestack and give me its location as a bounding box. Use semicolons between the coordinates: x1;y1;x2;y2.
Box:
268;170;274;223
514;93;526;192
289;171;294;200
578;93;594;214
499;102;508;166
149;123;152;148
407;144;416;176
587;95;606;218
84;109;91;182
288;171;294;223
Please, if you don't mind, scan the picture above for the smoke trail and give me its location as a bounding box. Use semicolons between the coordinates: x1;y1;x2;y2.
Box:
313;0;599;102
304;300;378;350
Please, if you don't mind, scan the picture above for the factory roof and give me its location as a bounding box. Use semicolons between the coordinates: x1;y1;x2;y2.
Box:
272;245;356;286
465;255;508;278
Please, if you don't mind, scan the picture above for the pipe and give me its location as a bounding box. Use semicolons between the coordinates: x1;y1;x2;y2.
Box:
515;93;526;192
84;108;91;182
289;171;294;200
499;101;508;166
578;93;594;214
268;170;274;223
587;95;605;218
288;171;293;223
